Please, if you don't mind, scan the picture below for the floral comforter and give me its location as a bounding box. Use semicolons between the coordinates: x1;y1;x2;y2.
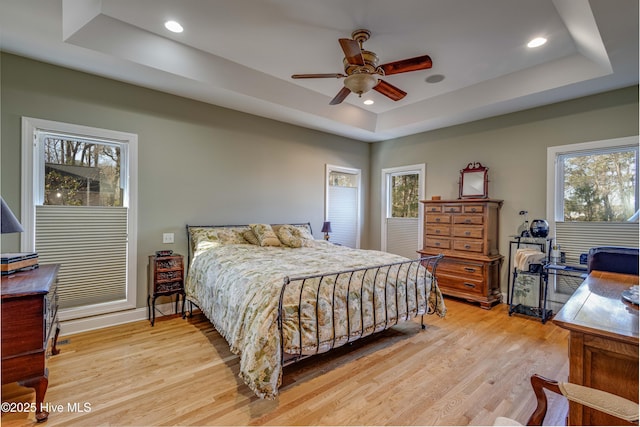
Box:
185;240;445;399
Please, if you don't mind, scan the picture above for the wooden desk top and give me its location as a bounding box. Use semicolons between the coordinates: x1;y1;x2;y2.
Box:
0;264;60;299
553;270;639;345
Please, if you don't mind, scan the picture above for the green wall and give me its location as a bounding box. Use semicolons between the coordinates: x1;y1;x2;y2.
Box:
0;53;370;308
370;86;639;293
2;52;638;309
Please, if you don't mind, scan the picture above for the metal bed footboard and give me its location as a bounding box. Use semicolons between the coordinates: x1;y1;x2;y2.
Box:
277;254;443;367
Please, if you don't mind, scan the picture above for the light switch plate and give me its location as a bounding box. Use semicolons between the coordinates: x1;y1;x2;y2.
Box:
163;233;174;244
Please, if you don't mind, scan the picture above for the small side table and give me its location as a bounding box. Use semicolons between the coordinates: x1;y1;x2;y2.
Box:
147;254;185;326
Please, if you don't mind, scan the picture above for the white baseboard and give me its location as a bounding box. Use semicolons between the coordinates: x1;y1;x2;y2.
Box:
59;302;184;336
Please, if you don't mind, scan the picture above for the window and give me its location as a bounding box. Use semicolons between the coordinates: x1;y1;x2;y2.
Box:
22;117;138;321
381;164;425;259
326;165;361;248
547;136;638;302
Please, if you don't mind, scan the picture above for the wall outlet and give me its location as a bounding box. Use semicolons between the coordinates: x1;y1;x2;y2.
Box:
162;233;174;244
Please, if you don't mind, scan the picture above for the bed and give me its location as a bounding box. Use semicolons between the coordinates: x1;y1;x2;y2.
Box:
185;223;445;399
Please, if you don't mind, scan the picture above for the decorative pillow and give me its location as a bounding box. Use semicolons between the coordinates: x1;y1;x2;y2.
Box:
217;229;249;245
276;225;304;248
293;224;314;241
243;229;260;245
189;226;250;253
249;224;281;247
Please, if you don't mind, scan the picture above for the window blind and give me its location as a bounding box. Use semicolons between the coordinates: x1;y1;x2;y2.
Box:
35;205;128;309
328;185;357;247
553;221;638;296
555;222;639;264
386;217;420;259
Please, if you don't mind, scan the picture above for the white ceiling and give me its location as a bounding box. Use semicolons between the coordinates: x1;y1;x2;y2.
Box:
1;0;637;142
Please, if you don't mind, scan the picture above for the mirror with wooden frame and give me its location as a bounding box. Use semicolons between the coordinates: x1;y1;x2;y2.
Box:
459;162;489;199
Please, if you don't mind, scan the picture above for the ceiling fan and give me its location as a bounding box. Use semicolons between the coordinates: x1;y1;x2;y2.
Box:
292;29;432;105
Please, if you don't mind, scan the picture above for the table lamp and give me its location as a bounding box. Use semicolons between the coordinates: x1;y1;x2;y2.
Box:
321;221;332;241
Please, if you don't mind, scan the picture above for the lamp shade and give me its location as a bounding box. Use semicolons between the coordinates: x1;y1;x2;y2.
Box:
1;196;24;234
321;221;332;233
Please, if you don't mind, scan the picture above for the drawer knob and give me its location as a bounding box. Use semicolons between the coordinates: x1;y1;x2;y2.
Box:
464;267;476;273
435;218;441;222
435;229;441;234
471;208;477;212
464;231;471;236
464;283;476;288
464;244;471;249
435;242;441;246
465;219;471;223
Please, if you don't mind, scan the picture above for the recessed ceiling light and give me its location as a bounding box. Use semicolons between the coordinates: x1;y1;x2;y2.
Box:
164;20;183;33
363;99;374;105
527;37;547;48
425;74;445;84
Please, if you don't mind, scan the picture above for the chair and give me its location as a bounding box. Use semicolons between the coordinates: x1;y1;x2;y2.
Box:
495;374;639;426
587;246;639;275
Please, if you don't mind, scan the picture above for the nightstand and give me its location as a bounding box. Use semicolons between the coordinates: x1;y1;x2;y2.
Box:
147;254;185;326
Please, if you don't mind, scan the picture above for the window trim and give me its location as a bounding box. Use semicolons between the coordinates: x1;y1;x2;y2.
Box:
21;117;138;320
546;135;638;228
381;164;425;254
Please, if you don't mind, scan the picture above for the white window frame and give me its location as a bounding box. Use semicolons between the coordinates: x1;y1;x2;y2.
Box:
546;135;638;228
546;135;638;305
21;117;138;320
325;164;361;248
381;164;425;253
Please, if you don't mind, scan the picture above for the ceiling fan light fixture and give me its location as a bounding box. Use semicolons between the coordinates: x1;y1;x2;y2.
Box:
344;73;379;96
363;99;374;105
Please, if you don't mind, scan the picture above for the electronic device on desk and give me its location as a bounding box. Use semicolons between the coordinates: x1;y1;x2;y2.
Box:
155;250;173;257
0;252;39;275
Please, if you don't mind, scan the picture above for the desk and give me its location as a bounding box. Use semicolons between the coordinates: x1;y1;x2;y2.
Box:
553;270;639;426
1;265;60;422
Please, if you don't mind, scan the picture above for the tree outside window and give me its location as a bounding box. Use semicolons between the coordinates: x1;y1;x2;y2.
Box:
561;148;637;222
43;137;122;207
391;173;419;218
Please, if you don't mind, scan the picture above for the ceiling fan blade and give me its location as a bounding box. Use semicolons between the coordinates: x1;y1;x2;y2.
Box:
379;55;432;75
339;38;365;66
373;80;407;101
292;73;346;79
329;86;352;105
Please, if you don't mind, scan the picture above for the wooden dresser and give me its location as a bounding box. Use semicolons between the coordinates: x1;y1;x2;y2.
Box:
1;264;60;422
419;198;503;309
553;270;639;426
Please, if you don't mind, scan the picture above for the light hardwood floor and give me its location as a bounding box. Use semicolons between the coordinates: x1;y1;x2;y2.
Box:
2;298;569;426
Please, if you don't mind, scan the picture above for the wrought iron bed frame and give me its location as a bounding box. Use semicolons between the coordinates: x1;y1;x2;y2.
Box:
185;223;443;375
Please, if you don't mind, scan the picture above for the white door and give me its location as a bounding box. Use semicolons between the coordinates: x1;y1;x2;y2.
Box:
326;165;361;248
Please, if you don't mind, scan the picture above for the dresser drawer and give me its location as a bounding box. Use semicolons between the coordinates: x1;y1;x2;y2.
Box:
426;238;451;250
425;205;442;213
436;258;484;280
437;273;484;295
442;205;462;214
427;214;451;224
156;257;183;270
464;205;484;214
156;269;183;282
453;215;483;225
453;239;484;253
156;280;183;293
426;224;451;236
453;225;483;239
